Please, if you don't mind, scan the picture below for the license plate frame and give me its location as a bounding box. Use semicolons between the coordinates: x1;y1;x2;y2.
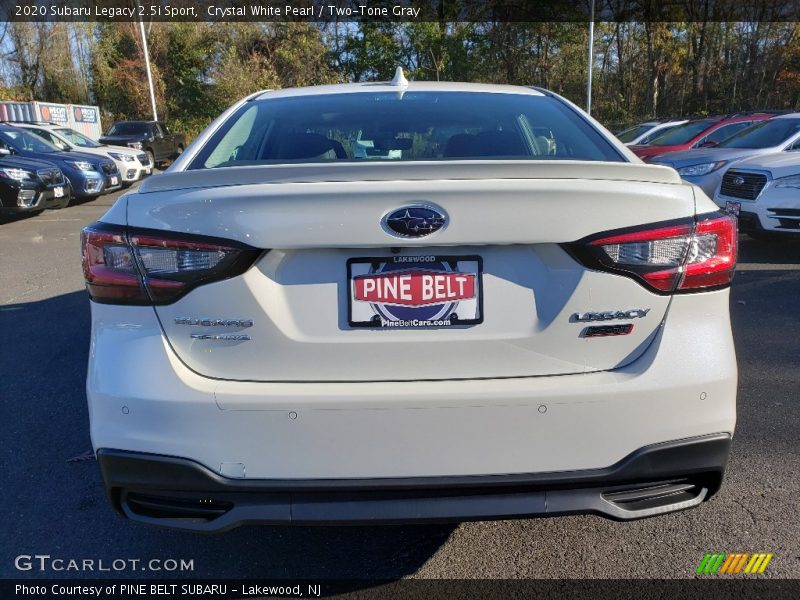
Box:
347;255;484;329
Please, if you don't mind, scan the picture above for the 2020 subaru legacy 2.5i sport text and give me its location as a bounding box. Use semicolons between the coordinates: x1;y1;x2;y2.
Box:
83;74;738;532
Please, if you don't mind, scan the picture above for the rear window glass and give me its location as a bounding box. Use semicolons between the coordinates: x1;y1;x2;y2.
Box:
189;92;623;169
616;124;653;143
648;120;715;146
720;119;800;149
638;124;681;144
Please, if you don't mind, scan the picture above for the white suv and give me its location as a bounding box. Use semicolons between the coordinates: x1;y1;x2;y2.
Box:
83;77;738;532
19;123;150;186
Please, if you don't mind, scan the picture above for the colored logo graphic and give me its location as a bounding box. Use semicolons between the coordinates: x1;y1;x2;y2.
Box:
73;106;98;123
382;205;447;238
696;552;773;575
38;103;69;123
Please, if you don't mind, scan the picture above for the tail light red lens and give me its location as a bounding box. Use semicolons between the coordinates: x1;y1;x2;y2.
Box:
81;224;261;304
566;212;737;294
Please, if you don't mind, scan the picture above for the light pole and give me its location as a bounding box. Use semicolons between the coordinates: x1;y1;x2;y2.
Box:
586;0;595;115
135;0;158;121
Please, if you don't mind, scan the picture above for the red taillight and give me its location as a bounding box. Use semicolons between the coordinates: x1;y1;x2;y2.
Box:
81;224;261;304
678;215;738;291
567;212;737;294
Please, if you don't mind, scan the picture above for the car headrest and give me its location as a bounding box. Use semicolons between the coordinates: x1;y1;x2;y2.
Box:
280;133;346;160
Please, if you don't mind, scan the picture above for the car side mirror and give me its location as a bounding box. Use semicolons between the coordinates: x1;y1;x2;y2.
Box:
699;140;719;148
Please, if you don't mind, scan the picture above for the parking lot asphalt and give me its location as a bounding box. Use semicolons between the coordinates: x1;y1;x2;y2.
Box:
1;186;799;581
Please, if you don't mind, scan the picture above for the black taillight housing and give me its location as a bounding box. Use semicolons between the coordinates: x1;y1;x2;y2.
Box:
81;223;261;305
564;212;737;294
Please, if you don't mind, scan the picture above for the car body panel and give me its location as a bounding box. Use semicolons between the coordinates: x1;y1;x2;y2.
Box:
87;289;736;479
127;168;691;382
714;151;800;235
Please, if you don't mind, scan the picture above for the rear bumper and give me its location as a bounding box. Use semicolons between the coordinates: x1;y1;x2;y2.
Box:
98;433;731;531
88;288;737;532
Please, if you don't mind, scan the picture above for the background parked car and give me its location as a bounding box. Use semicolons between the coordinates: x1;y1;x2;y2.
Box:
17;123;151;186
99;121;185;168
630;113;775;161
715;152;800;239
0;124;120;201
650;113;800;196
0;154;68;214
615;119;688;146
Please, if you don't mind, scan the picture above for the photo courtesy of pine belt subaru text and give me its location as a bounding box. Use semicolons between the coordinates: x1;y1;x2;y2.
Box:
82;71;738;532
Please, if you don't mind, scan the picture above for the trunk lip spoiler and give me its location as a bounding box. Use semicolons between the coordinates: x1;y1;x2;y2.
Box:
139;160;682;194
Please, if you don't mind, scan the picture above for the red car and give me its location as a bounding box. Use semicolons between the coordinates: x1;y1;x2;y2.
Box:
630;113;774;161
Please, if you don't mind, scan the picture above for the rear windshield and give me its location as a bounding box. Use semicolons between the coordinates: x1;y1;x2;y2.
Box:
648;120;715;146
638;124;682;145
189;92;623;169
719;118;800;149
616;124;653;143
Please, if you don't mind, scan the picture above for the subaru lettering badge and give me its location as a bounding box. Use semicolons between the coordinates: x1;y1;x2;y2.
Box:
732;176;745;186
382;205;447;238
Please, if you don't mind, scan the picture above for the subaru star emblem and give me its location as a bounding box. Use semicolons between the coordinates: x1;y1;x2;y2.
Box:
732;176;745;186
382;205;447;238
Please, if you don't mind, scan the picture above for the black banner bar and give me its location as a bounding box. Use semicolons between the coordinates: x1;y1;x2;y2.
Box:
3;0;800;23
3;579;800;600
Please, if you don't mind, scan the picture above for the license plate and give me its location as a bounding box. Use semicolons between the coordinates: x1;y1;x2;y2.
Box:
725;200;741;217
348;255;483;328
53;186;63;198
110;176;119;186
145;167;152;175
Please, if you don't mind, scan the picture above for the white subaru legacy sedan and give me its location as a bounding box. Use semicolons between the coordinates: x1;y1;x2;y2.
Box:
83;76;738;532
